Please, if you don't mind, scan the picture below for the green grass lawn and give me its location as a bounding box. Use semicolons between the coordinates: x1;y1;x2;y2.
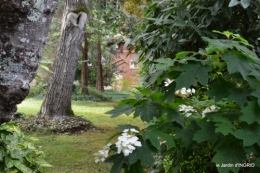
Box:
17;98;146;173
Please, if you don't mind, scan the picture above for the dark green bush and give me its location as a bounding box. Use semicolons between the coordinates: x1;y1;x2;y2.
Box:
0;122;51;172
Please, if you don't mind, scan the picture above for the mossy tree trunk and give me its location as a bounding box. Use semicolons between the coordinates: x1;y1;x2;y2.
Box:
0;0;58;124
80;33;89;95
40;0;88;117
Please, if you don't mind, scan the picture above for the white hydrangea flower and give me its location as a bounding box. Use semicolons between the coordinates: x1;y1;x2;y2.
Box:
130;128;139;133
175;87;196;98
179;104;197;117
164;78;174;87
115;129;142;156
94;143;112;163
201;105;220;118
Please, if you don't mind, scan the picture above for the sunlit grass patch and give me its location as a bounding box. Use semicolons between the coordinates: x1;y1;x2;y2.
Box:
17;98;146;172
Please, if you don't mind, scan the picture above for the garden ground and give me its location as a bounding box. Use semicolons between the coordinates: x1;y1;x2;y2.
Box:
17;98;146;173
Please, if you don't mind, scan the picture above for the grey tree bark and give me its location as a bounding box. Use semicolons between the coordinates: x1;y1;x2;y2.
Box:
40;0;88;117
0;0;58;124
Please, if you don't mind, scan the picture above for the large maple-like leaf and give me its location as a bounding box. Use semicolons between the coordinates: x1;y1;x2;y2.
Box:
128;141;155;166
106;105;135;118
233;123;260;146
203;37;232;54
240;100;260;124
209;113;237;136
206;78;235;102
222;50;253;80
105;154;125;173
193;121;220;143
175;62;212;90
142;125;175;149
175;128;194;147
212;142;246;173
134;102;161;122
164;108;184;126
227;88;250;107
125;160;144;173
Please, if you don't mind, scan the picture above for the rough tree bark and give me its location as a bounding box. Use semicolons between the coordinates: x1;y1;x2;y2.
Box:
80;33;89;94
96;34;104;92
0;0;58;124
40;0;88;117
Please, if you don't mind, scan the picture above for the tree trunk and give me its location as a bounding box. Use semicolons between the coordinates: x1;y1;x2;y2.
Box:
40;0;88;117
80;33;89;94
96;34;104;92
0;0;58;124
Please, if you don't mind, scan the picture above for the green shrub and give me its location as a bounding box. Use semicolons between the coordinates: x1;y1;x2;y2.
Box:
0;122;51;172
72;86;110;102
104;32;260;173
27;84;48;98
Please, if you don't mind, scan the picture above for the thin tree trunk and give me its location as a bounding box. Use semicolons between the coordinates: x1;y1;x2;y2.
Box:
80;33;89;94
40;0;88;117
0;0;58;124
96;34;104;92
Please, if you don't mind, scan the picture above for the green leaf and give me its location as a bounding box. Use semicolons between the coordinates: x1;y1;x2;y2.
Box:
146;71;164;87
142;125;175;149
125;160;144;173
175;63;212;90
128;141;155;166
154;58;175;71
162;82;176;103
106;105;134;118
36;160;53;168
175;51;196;59
134;102;161;122
222;50;253;80
226;40;259;63
227;88;250;107
240;100;260;124
175;128;194;147
212;142;246;173
193;121;220;143
11;159;33;173
228;0;240;7
164;108;184;127
233;123;260;146
251;87;260;106
203;37;231;54
187;20;203;36
211;0;224;16
206;78;235;102
208;113;236;136
105;154;125;173
241;0;251;8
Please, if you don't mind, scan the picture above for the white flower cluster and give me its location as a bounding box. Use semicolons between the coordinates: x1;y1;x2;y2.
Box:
201;105;219;118
175;87;195;98
179;104;197;117
116;128;142;156
94;143;112;163
164;79;174;87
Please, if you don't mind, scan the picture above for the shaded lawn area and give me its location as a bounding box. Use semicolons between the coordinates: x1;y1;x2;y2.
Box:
17;98;146;173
